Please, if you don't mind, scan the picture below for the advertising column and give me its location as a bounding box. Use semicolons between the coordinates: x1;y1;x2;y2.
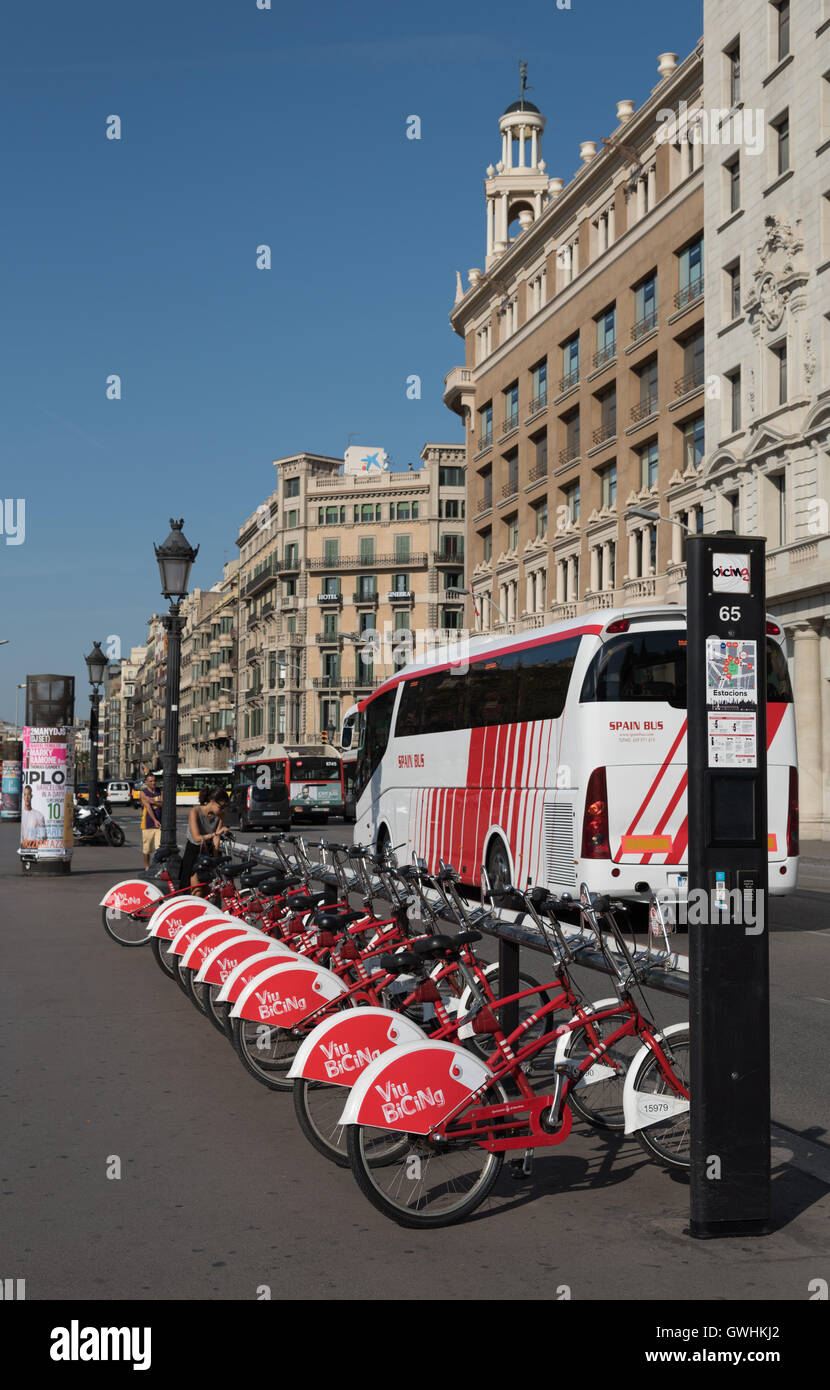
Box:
1;739;23;820
18;676;75;876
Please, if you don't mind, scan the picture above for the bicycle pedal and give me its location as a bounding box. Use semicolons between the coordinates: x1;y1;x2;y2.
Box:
555;1060;583;1082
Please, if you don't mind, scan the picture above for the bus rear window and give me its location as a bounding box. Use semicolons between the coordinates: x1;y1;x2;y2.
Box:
580;632;793;706
290;758;340;782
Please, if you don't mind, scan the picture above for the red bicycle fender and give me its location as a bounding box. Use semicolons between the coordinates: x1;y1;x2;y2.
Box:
231;961;347;1027
100;879;164;911
214;946;302;1001
287;1008;427;1085
149;899;222;941
338;1041;493;1134
179;922;252;970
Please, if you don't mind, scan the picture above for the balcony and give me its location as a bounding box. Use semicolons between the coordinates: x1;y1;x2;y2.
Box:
501;415;519;437
586;590;615;611
559;442;580;466
315;633;343;646
548;602;577;621
277;594;299;610
245;687;264;702
630;395;658;423
352;591;379;607
434;549;464;564
674;366;704;397
559;369;579;393
246;645;263;663
317;591;343;605
313;676;343;689
501;480;519;501
624;576;657;599
387;589;414;602
477;432;493;453
592;420;617;446
593;342;616;370
674;278;703;312
528;462;548;484
244;565;280;597
631;309;658;341
475;493;493;514
528;392;547;416
261;600;275;617
282;554;300;573
444;365;474;414
307;553;427;570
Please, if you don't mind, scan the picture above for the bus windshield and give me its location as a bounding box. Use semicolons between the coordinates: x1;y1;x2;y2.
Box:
289;757;340;782
234;760;286;787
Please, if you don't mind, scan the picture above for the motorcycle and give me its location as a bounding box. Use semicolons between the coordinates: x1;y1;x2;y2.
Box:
73;800;126;847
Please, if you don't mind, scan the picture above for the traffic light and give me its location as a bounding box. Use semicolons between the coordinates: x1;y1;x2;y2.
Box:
321;730;328;744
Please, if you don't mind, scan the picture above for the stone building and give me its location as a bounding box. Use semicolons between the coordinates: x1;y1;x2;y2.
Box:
179;560;239;772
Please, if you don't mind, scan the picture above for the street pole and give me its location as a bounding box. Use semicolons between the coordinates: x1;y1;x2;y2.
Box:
88;689;100;806
159;603;185;860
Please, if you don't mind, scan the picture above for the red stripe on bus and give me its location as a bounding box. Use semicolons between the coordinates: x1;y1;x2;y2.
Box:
614;718;688;862
640;771;687;865
767;701;787;747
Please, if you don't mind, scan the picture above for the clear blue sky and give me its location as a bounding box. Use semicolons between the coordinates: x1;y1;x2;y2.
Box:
0;0;702;724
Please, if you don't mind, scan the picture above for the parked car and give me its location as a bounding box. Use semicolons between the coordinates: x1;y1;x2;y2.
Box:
106;780;132;804
74;782;112;811
225;774;291;832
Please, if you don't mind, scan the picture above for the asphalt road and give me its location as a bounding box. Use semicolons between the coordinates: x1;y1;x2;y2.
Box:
1;810;827;1302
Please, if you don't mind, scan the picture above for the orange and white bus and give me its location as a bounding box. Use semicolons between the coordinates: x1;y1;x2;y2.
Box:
352;606;798;902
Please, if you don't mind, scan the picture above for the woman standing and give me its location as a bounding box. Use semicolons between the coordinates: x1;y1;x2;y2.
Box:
178;786;230;891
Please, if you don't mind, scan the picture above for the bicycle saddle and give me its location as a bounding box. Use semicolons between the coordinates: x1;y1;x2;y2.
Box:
237;866;282;888
284;892;326;912
312;909;364;932
410;930;481;959
378;951;421;975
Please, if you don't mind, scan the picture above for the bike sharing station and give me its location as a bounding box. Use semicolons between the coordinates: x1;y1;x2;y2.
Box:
203;535;775;1239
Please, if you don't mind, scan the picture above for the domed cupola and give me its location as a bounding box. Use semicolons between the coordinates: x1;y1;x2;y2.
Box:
485;63;554;270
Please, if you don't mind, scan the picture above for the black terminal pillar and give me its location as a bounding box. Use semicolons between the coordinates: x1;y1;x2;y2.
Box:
686;533;770;1238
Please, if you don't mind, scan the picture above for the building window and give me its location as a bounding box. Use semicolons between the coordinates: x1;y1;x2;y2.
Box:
284;543;298;568
594;305;617;366
600;463;617;509
322;576;340;596
391;573;409;593
503;381;519;433
440;534;464;560
774;472;787;545
534;499;548;538
725;260;741;321
506;515;519;550
412;501;419;520
479;402;493;450
357;575;377;599
595;384;616;442
639;440;659;490
560;336;580;394
530;359;547;412
681;414;705;470
322;612;339;639
725;155;740;214
636;357;659;416
677;237;704;308
774;1;790;62
504;449;519;497
359;536;375;564
323;538;339;565
444;570;463;592
772;111;790;176
395;501;410;520
442;498;461;519
772;341;788;404
480;465;493;510
476;323;491;363
395;535;411;563
563;481;580;526
481;528;492;562
633;273;658;339
726;368;742;432
439;465;464;486
726;39;741;107
284;477;300;498
531;429;548;480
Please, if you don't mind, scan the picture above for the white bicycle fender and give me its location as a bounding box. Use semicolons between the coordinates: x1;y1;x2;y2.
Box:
214;944;300;1001
196;934;294;985
553;999;622;1089
100;879;164;911
622;1022;690;1133
230;959;347;1024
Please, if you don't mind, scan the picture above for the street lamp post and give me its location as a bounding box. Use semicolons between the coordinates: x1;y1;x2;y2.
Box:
84;642;107;806
445;587;509;629
15;682;26;733
154;519;199;863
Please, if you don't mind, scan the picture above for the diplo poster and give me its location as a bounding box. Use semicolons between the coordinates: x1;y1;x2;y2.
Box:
18;726;75;861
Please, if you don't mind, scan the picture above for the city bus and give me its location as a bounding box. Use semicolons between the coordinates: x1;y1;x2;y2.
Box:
352;606;799;904
232;746;345;823
141;767;231;807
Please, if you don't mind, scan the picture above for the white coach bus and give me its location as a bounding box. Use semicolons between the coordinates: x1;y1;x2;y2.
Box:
352;606;798;902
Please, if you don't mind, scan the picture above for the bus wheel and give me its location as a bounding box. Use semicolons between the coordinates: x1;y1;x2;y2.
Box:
486;836;511;895
376;826;391;861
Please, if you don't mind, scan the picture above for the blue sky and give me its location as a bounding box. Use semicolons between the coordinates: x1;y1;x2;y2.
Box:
0;0;702;723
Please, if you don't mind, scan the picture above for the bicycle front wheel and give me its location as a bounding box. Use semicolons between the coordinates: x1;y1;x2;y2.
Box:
101;904;153;948
231;1015;302;1091
630;1026;690;1171
345;1081;508;1228
293;1078;409;1168
558;1005;639;1131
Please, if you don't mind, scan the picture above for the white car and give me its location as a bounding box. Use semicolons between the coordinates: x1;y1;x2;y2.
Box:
106;780;132;804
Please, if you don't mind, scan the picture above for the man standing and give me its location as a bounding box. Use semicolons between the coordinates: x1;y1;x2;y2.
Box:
140;773;162;871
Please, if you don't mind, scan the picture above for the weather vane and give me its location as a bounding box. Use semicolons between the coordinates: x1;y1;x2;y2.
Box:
519;60;532;105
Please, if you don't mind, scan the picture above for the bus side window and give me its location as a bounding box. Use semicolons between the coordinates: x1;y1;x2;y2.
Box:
356;689;397;797
421;670;468;734
468;660;517;728
514;637;581;721
395;678;422;737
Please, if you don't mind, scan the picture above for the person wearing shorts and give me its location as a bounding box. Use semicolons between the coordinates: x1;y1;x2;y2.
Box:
140;774;162;870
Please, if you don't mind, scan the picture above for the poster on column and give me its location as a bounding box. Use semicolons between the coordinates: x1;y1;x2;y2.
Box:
18;727;74;860
1;743;22;819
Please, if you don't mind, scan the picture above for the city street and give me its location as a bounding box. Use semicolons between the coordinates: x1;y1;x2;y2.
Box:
1;811;828;1302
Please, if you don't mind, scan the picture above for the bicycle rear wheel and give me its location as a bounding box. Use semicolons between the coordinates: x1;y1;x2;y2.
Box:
101;904;153;948
151;936;178;978
558;1006;639;1130
293;1078;408;1168
345;1080;509;1229
231;1016;302;1091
